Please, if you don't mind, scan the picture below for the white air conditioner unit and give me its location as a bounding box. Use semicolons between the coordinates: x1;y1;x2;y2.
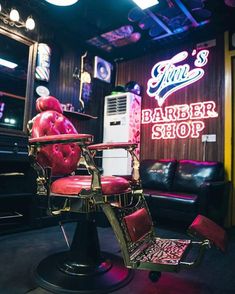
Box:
102;92;141;176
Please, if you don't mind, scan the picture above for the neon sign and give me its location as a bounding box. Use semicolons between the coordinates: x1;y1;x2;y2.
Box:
147;50;209;107
142;101;218;140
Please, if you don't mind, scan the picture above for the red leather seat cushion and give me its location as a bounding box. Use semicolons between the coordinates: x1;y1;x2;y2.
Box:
51;175;131;196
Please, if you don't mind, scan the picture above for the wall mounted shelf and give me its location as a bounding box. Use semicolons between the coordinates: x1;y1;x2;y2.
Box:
63;110;97;121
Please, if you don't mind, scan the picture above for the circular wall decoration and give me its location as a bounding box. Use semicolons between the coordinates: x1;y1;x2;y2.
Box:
36;85;50;97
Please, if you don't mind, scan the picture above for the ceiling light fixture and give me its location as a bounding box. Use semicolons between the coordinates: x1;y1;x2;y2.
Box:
45;0;79;6
9;8;20;22
132;0;159;10
0;5;35;30
25;16;36;30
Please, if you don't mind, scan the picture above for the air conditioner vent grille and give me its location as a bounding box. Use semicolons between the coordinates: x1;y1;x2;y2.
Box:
106;96;127;115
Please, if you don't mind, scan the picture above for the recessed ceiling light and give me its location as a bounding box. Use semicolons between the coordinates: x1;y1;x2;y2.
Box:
132;0;159;10
45;0;78;6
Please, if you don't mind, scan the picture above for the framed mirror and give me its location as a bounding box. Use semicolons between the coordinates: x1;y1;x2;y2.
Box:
0;27;37;135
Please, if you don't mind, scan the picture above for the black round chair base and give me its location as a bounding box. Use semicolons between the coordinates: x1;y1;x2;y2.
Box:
35;251;134;294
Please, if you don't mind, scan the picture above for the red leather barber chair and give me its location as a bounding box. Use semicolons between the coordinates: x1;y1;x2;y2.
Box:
28;96;222;293
28;96;133;293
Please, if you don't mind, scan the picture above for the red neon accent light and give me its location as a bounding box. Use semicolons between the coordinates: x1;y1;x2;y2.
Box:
147;50;209;107
142;101;218;140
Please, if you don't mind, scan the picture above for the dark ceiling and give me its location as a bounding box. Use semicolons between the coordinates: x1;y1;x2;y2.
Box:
6;0;235;61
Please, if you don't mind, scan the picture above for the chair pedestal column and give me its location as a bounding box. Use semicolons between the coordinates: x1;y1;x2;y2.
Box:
35;215;133;294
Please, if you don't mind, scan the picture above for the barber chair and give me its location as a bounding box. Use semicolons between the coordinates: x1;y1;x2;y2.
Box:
28;96;212;294
28;96;134;293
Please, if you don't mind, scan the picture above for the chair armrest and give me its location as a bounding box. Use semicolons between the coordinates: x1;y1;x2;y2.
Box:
29;133;93;146
88;142;137;151
88;142;140;185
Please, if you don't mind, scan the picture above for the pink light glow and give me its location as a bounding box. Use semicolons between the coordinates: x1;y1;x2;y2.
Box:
142;101;218;124
151;121;205;140
142;101;218;140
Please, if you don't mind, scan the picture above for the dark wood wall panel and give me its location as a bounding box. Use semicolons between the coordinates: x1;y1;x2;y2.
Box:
116;34;225;162
48;47;81;109
67;79;113;141
34;26;113;143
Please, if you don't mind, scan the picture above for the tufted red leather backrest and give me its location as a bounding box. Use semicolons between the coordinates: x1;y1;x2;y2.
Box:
36;96;63;113
30;96;81;176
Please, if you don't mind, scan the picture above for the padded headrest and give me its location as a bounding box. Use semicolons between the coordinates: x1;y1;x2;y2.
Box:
36;96;63;114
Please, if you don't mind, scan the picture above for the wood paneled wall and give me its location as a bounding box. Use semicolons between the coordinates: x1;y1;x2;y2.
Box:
67;78;113;141
30;20;114;142
41;46;113;141
116;34;225;162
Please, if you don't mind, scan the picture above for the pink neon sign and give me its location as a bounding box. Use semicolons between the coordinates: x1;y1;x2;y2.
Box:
142;101;218;140
147;50;209;107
